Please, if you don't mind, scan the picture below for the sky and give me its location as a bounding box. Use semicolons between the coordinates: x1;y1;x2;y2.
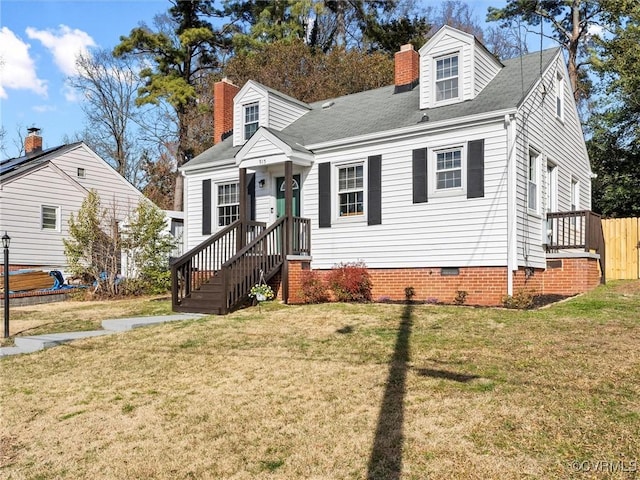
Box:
0;0;167;157
0;0;515;159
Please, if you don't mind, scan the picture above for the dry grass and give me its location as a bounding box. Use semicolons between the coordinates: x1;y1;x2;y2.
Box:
0;295;173;344
1;281;639;479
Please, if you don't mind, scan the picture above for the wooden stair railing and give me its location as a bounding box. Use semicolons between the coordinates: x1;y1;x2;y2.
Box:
218;216;287;313
171;220;266;311
172;216;311;314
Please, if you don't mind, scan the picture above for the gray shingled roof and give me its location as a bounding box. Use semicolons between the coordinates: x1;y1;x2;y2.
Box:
1;142;83;182
183;48;559;170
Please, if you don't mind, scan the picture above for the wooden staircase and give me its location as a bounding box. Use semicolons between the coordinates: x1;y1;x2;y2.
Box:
171;216;310;314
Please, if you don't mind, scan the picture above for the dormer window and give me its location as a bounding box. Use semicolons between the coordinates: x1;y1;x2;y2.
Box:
244;103;259;140
435;54;459;102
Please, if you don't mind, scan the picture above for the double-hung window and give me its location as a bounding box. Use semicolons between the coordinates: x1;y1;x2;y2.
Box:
244;103;259;140
528;149;540;211
217;182;239;226
338;163;364;217
42;205;59;230
435;54;459;102
435;148;462;190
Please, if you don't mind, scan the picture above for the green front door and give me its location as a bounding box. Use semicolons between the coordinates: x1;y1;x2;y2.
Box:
276;175;301;217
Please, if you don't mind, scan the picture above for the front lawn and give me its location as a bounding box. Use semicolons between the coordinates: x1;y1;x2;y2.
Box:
1;281;638;479
0;295;173;344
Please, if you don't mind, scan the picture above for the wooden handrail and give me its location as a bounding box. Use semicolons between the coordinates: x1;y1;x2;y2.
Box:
546;210;606;283
172;216;311;312
171;220;266;309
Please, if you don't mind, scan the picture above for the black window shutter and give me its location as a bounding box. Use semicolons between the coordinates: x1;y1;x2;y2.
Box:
247;173;256;221
318;162;331;228
202;179;212;235
412;148;428;203
368;155;382;225
467;139;485;198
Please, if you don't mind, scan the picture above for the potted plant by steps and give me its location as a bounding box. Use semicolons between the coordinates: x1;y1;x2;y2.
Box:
250;283;274;302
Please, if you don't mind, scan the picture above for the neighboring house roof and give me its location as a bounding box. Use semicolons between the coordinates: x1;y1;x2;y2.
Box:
0;142;83;182
182;47;559;171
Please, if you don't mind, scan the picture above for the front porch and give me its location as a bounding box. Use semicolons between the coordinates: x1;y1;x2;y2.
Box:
172;161;310;314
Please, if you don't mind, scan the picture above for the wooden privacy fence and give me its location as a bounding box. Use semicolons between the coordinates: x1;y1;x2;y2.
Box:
602;217;640;280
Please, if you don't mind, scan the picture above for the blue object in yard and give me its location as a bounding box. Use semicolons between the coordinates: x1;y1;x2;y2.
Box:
48;270;72;290
94;272;123;287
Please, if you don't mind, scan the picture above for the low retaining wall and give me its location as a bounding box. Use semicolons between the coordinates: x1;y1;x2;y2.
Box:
0;289;74;308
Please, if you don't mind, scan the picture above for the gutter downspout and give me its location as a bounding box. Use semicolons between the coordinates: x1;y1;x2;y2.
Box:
505;113;517;296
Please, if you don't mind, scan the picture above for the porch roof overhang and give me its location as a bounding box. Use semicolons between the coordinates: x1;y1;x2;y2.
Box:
235;127;315;169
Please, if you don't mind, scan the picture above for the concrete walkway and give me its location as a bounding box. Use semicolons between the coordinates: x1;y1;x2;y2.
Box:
0;313;206;357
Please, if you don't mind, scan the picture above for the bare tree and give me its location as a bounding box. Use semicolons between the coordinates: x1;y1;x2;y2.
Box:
69;49;147;186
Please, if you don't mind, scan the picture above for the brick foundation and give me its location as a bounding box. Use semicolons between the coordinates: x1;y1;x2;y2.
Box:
285;255;602;306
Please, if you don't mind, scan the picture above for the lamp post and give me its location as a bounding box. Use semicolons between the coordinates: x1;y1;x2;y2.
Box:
2;232;10;339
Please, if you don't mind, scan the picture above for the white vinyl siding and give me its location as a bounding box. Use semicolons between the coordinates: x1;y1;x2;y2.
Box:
53;145;143;220
307;121;508;269
233;82;309;146
420;28;473;109
233;86;264;146
473;44;502;95
514;53;591;269
267;93;309;131
0;144;145;268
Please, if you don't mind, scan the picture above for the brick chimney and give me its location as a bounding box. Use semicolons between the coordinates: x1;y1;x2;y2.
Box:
394;44;419;93
214;78;240;144
25;127;43;155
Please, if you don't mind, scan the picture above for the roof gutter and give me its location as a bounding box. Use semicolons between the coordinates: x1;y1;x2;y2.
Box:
306;108;518;152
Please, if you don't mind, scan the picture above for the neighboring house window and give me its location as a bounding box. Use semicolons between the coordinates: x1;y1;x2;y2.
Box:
338;163;364;217
244;103;259;140
435;147;462;190
217;182;239;226
528;149;540;211
77;167;86;178
41;205;59;230
571;178;580;211
556;72;564;120
435;54;459;102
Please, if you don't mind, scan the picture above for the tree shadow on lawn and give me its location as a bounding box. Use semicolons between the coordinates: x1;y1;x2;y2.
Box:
366;303;480;480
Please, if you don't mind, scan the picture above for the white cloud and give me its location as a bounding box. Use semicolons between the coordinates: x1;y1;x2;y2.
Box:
587;24;604;38
33;104;57;113
26;25;96;77
0;27;48;99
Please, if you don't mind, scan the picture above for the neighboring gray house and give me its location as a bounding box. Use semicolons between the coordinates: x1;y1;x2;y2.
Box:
0;129;147;271
173;26;604;313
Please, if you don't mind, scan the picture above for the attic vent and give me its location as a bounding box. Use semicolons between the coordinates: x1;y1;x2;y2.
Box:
322;101;334;109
